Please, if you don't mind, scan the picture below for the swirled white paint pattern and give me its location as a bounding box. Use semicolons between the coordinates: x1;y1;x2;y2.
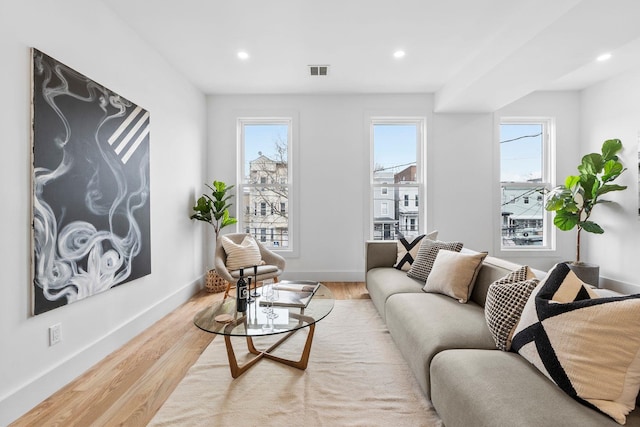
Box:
32;50;150;310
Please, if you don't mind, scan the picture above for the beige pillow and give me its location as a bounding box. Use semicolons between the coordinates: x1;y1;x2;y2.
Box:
221;235;262;271
423;250;488;303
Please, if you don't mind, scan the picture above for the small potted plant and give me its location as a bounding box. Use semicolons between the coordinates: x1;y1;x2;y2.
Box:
545;139;627;285
191;180;238;291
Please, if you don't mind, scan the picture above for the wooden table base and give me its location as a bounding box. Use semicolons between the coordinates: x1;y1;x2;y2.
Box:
223;323;316;378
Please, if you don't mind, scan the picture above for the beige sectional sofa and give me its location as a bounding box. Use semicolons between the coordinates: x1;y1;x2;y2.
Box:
365;240;640;427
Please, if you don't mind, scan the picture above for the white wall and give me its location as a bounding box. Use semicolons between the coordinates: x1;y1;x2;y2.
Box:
207;94;433;281
580;69;640;292
0;1;207;424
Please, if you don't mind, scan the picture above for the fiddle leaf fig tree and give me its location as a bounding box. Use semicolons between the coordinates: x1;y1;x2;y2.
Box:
190;180;238;239
545;139;627;264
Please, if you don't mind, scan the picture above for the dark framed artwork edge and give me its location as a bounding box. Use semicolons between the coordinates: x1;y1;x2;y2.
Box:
30;47;152;316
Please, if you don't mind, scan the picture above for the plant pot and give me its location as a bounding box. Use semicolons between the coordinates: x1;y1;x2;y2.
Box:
205;269;229;293
566;262;600;287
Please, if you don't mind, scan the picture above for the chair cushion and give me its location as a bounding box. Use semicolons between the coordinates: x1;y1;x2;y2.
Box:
229;265;278;278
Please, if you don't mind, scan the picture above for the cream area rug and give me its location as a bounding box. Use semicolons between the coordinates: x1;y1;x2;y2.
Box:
150;300;443;427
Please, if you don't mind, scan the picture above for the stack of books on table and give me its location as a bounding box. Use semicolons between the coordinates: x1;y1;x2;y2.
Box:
260;281;321;308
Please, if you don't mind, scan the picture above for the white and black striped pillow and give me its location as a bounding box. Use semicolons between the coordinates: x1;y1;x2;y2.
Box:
394;230;438;271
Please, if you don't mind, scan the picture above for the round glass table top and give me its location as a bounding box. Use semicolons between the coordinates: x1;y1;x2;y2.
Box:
194;282;334;337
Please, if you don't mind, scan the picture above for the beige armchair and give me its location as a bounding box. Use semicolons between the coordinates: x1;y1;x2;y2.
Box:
214;233;286;298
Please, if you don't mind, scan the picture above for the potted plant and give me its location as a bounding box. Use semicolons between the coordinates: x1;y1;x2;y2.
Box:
544;139;627;285
191;180;238;292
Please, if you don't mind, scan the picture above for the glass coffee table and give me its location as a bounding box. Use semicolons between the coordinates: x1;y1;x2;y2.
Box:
194;282;334;378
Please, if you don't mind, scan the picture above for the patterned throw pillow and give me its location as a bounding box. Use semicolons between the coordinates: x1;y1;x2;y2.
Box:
394;230;438;271
511;263;640;425
221;235;262;271
406;239;463;282
484;266;539;351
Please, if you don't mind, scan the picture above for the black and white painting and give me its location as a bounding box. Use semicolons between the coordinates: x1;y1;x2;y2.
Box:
32;49;151;315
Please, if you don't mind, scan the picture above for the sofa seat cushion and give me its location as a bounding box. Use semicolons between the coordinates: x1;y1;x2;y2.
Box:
430;349;639;427
366;267;424;322
384;293;495;397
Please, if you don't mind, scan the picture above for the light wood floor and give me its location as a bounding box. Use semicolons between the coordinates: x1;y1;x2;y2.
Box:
11;282;369;427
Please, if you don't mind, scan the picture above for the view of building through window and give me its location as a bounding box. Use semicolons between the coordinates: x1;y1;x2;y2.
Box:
372;121;423;240
500;120;551;248
239;120;290;250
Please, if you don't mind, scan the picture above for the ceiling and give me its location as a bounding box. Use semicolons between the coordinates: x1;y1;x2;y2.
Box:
102;0;640;112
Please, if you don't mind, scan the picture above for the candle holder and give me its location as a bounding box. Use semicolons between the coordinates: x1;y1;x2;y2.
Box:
250;264;261;297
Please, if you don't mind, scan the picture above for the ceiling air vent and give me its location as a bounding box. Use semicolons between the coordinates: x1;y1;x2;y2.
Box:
309;65;329;76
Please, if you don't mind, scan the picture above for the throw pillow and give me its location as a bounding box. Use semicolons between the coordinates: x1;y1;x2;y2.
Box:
423;250;488;303
511;262;640;425
221;235;262;271
484;266;539;351
406;239;463;282
394;230;439;271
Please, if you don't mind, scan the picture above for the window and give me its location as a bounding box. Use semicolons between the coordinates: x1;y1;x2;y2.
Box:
500;118;554;250
239;118;292;250
370;118;425;241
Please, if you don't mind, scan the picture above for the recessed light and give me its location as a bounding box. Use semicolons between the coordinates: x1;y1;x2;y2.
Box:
596;53;612;62
393;50;406;59
237;51;249;60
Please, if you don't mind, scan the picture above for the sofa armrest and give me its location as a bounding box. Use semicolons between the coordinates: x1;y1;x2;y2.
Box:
365;240;398;271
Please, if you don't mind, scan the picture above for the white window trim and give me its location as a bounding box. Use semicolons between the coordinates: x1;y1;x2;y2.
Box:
237;115;298;256
368;116;426;240
495;116;556;255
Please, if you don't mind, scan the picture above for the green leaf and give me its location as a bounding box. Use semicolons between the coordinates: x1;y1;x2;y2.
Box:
580;221;604;234
553;211;579;231
602;160;624;183
601;139;622;162
596;184;628;196
578;153;603;175
564;175;580;189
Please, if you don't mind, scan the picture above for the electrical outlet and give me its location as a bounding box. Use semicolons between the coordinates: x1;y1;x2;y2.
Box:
49;323;61;346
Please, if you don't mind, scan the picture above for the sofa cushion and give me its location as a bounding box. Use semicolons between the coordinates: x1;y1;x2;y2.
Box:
406;239;463;282
512;263;640;425
484;266;539;351
430;349;636;427
423;250;487;303
394;230;438;271
366;267;424;322
384;292;495;397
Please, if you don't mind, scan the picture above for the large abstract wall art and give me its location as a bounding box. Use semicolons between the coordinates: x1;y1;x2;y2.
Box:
31;48;151;315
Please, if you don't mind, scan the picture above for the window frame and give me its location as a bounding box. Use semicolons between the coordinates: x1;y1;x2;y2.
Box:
497;117;556;253
237;116;296;255
369;117;426;241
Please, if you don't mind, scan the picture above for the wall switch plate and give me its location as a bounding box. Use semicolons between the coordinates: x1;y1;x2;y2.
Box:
49;323;61;346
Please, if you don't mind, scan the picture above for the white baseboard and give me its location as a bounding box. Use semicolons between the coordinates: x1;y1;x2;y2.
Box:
0;278;203;426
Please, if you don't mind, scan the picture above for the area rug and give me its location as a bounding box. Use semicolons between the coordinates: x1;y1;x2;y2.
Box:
150;300;442;427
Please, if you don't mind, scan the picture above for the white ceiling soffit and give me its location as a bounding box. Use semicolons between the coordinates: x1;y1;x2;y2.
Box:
100;0;640;113
435;0;640;112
